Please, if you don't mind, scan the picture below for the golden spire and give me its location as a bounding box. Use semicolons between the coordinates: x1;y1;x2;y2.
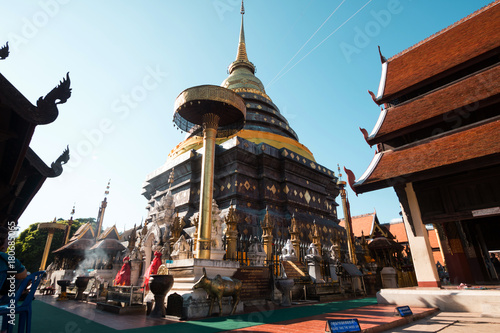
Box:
229;0;255;74
236;0;248;62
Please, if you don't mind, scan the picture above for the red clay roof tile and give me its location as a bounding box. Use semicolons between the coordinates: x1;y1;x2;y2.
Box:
339;213;375;238
382;2;500;100
372;65;500;142
357;119;500;191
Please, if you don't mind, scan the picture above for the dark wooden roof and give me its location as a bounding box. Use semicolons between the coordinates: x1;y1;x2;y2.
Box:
0;69;71;227
355;119;500;193
380;1;500;102
52;238;95;254
89;239;125;252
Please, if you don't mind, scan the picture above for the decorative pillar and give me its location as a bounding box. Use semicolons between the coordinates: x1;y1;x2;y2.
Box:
224;204;238;260
191;215;199;254
338;180;357;264
311;220;321;256
130;259;142;286
261;208;274;262
170;211;184;248
288;215;300;261
197;113;220;259
397;182;440;287
38;219;66;271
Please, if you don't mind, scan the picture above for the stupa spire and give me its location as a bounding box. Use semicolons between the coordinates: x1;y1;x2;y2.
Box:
229;0;255;74
236;1;247;61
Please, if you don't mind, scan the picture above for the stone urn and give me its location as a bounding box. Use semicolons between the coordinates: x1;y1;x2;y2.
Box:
57;279;71;301
275;278;294;307
148;274;174;317
75;276;92;300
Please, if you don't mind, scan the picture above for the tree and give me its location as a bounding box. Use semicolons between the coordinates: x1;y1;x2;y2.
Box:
14;218;95;273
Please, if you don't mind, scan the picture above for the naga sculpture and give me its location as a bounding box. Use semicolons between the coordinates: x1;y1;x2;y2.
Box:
50;145;70;177
193;267;242;316
36;72;72;122
0;41;9;60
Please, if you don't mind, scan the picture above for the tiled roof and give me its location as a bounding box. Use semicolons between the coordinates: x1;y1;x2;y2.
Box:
382;1;500;100
385;223;407;243
385;222;444;264
433;251;444;265
371;65;500;143
339;213;375;238
89;239;126;252
69;223;94;241
52;238;95;253
428;229;440;249
385;222;440;248
355;119;500;192
97;225;120;241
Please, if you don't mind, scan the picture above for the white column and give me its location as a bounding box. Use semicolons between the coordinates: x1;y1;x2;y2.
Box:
402;183;440;287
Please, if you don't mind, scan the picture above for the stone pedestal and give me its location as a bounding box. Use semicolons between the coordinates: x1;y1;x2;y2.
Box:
307;260;324;282
210;249;226;261
130;259;142;286
329;264;339;282
381;267;398;288
275;278;294;307
149;274;174;318
165;258;243;318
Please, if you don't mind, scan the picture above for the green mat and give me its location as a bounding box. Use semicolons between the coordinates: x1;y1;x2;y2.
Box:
30;298;377;333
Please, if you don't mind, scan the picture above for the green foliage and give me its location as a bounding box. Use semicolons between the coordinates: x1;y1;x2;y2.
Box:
14;218;95;273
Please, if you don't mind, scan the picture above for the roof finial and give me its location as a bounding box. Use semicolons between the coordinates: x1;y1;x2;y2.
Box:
70;203;75;219
241;0;245;15
104;179;111;197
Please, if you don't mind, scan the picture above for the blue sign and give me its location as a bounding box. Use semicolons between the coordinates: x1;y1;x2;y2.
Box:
326;319;361;332
165;260;173;264
396;306;413;317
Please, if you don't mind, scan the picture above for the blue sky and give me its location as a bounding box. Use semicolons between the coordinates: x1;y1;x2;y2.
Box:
1;0;492;233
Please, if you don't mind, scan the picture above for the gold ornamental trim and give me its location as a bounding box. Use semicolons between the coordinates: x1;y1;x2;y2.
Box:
231;87;271;101
168;129;315;161
202;113;220;130
174;85;246;117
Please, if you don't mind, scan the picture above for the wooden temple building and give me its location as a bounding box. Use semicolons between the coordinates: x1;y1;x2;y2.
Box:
351;1;500;286
142;3;343;250
0;42;71;229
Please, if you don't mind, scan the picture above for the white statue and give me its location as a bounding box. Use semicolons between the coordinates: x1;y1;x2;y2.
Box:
211;200;226;251
247;236;266;266
171;235;192;260
280;239;297;261
305;243;321;262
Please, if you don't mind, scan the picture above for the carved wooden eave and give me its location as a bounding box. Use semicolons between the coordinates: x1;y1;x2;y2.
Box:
0;72;71;125
0;70;71;227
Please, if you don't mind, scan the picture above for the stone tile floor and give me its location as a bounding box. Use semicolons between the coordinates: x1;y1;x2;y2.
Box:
35;294;439;332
